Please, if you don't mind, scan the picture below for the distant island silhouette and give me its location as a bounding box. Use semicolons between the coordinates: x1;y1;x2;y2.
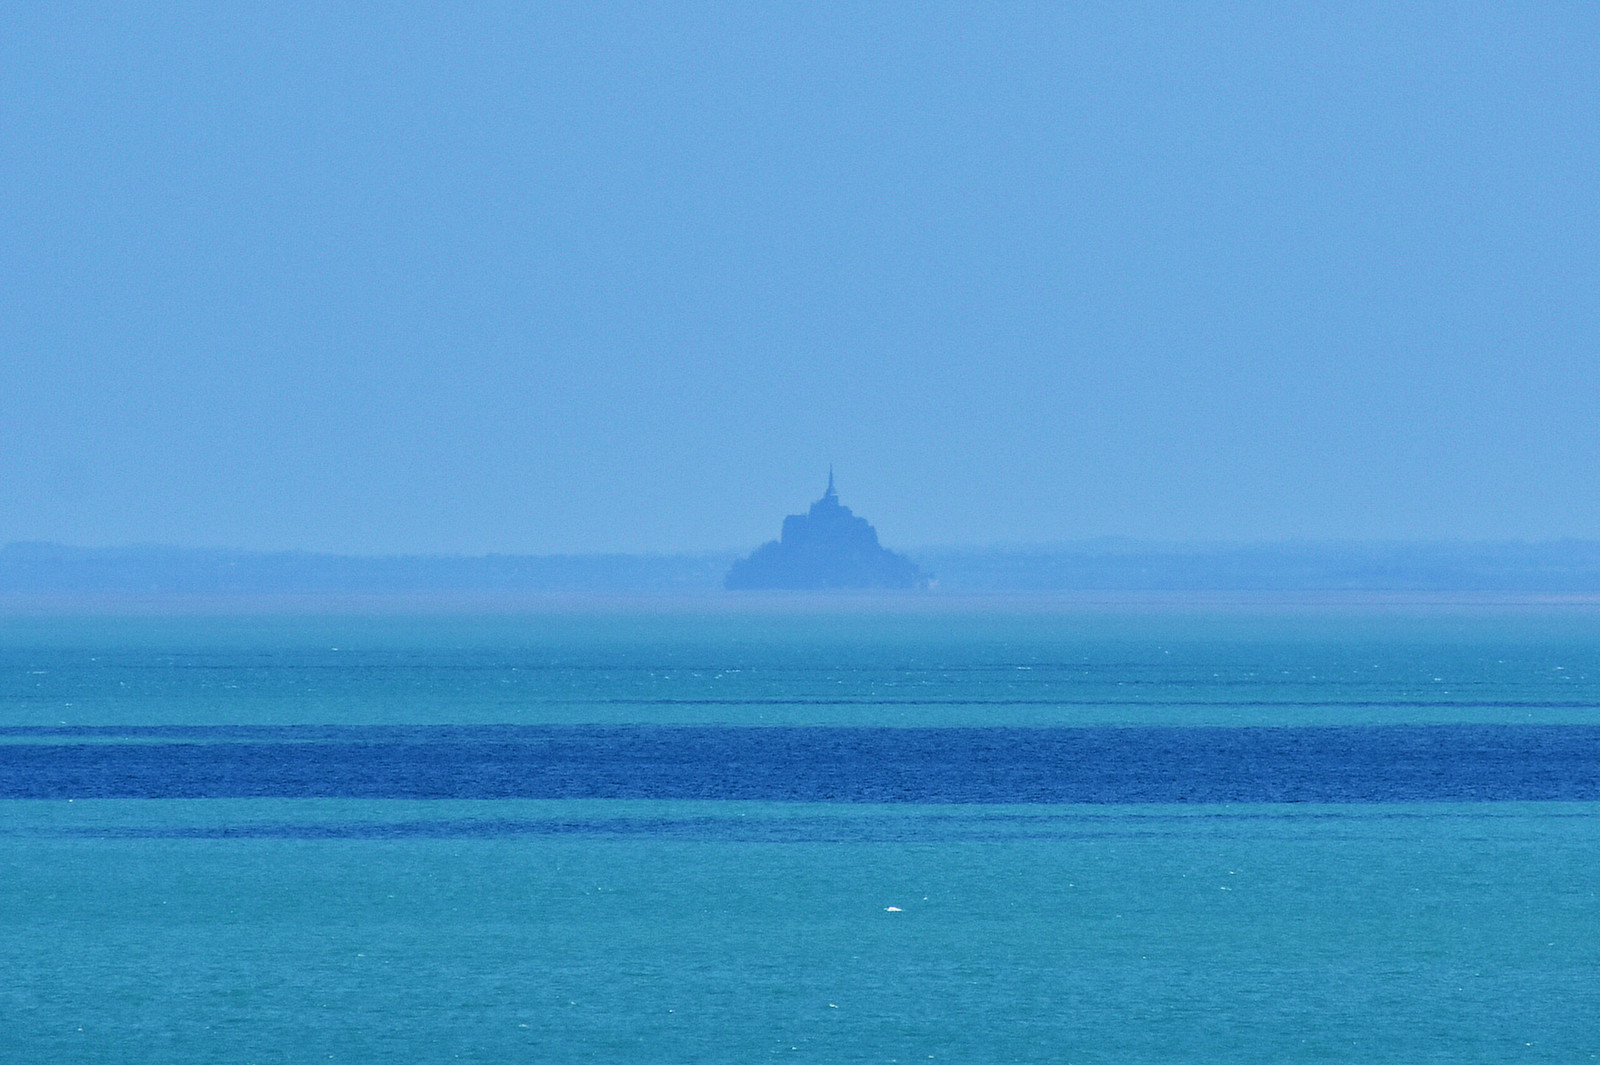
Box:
725;471;927;590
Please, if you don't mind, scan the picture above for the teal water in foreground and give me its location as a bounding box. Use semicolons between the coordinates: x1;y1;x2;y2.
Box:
2;601;1599;1061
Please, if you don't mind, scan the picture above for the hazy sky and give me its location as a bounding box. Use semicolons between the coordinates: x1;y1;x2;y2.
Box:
3;3;1597;553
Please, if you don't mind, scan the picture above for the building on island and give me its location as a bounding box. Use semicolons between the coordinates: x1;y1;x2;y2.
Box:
725;471;927;590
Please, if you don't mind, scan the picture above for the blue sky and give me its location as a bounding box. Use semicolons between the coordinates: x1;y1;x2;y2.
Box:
2;3;1596;553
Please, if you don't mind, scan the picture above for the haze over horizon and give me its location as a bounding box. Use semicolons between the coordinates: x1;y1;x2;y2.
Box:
4;4;1596;555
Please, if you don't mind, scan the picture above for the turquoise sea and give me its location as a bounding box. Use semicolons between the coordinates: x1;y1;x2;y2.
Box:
3;600;1599;1062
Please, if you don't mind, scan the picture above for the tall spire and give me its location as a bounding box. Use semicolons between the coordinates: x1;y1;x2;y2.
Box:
825;465;837;501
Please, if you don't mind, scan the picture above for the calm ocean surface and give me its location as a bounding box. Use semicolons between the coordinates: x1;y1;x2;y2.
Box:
3;602;1598;1062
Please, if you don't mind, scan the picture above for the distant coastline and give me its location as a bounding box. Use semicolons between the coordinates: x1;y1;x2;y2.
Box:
9;540;1600;597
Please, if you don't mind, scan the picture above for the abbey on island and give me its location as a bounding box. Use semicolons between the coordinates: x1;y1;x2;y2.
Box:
725;471;927;590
